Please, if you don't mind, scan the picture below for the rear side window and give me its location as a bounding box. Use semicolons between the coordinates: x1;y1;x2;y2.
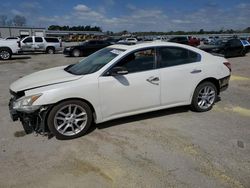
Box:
158;47;201;68
44;37;59;43
97;41;104;45
228;39;242;47
35;37;43;42
88;41;97;45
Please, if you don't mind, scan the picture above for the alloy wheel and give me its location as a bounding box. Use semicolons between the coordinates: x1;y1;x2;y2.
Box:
54;104;87;136
197;86;216;110
0;50;10;60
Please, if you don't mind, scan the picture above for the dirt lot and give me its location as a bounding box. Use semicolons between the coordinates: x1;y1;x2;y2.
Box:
0;52;249;188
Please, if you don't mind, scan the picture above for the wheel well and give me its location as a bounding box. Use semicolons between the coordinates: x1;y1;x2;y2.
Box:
43;98;96;133
46;46;55;51
197;78;220;94
48;97;96;118
0;47;13;54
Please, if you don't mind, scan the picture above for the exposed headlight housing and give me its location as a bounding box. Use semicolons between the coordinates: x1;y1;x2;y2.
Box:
13;94;42;113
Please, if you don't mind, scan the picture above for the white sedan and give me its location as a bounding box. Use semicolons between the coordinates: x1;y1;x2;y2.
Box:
9;42;231;139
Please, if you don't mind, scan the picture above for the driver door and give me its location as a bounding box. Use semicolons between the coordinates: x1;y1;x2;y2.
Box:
98;48;161;120
21;37;34;51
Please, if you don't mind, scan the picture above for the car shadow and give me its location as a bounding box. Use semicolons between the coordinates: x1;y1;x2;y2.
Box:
86;106;190;135
11;56;31;60
0;57;31;64
64;55;87;58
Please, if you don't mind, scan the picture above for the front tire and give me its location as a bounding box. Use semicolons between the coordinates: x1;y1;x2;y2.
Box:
191;82;217;112
47;100;93;140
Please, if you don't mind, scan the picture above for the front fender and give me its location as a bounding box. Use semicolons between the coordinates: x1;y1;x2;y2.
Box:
24;78;103;123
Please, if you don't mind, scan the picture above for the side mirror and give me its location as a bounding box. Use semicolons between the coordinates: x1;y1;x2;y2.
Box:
110;66;128;76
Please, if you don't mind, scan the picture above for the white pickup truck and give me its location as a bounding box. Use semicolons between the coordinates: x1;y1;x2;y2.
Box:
0;40;20;60
0;36;62;60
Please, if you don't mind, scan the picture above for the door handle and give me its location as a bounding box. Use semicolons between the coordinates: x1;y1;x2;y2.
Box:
190;69;202;74
147;76;160;85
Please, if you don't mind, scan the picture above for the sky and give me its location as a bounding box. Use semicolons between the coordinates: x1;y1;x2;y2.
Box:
1;0;250;32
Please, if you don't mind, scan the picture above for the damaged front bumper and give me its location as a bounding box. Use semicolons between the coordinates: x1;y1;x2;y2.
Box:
9;95;51;135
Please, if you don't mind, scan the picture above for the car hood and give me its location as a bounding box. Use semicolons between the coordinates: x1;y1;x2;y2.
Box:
10;65;82;92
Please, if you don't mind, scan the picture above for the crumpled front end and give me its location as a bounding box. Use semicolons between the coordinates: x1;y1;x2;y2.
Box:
9;89;51;135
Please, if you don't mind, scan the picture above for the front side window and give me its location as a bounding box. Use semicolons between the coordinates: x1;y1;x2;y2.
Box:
65;48;124;75
113;48;155;74
158;47;201;68
23;37;32;43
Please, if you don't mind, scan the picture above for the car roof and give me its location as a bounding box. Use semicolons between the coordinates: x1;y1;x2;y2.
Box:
110;41;199;52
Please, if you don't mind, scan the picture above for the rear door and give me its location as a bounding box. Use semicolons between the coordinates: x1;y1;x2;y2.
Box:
157;46;203;106
226;39;243;57
87;41;98;54
34;37;45;51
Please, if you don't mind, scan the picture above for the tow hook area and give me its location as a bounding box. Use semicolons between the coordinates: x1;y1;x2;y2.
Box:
20;106;51;136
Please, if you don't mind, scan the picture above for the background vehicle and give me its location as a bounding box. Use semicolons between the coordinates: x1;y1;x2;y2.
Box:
241;40;250;53
63;40;111;57
168;36;189;45
20;36;62;54
0;39;20;60
9;42;231;139
117;38;138;45
199;38;247;57
188;37;200;46
5;37;20;41
168;36;200;46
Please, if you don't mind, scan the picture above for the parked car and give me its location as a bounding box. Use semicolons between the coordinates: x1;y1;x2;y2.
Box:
169;36;200;47
199;38;247;58
241;40;250;53
63;40;111;57
0;39;20;60
19;36;62;54
104;37;121;45
168;36;189;45
9;42;231;139
188;37;200;47
117;38;138;45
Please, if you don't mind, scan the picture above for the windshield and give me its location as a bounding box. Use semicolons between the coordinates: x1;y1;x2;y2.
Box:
65;47;124;75
242;40;249;46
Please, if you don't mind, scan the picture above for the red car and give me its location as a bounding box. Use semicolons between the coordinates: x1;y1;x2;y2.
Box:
188;36;200;47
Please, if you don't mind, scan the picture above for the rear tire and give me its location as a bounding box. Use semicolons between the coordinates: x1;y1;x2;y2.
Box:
0;48;12;60
191;82;217;112
46;47;55;54
47;100;93;140
72;49;81;57
241;50;246;57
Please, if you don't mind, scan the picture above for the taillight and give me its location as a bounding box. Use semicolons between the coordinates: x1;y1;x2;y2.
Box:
60;41;62;47
223;62;231;72
17;41;21;48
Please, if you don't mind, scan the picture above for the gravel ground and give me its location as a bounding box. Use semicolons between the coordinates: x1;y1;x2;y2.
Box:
0;52;249;188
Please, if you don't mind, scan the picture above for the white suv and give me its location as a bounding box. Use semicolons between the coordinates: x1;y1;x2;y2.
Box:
9;42;231;139
20;36;62;54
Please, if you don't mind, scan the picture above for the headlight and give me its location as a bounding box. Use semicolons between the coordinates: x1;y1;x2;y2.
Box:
13;94;42;113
